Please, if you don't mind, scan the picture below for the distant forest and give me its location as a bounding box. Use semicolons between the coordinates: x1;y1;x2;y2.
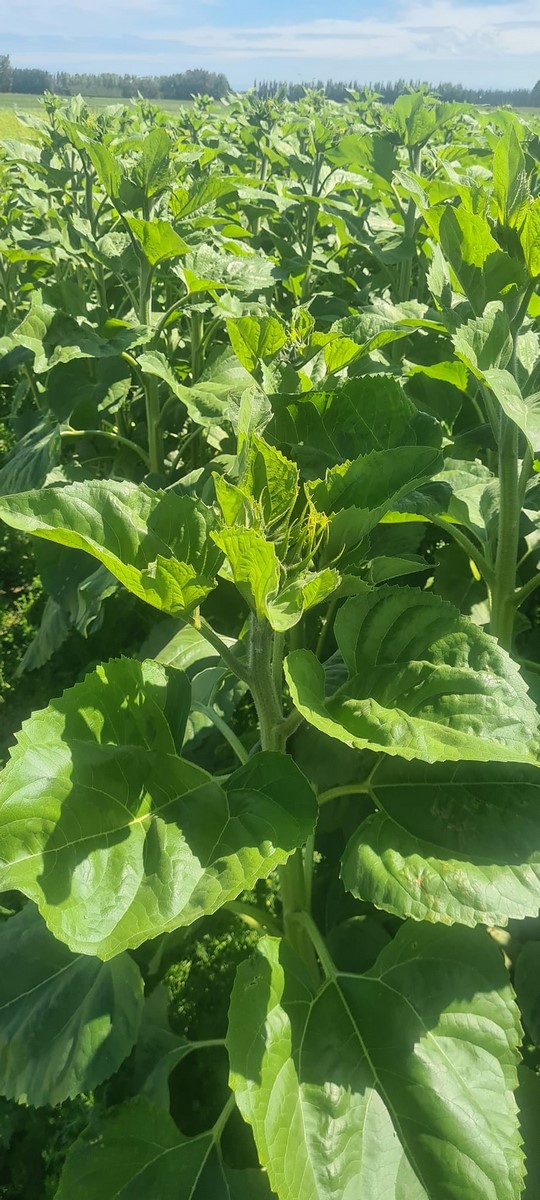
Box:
0;57;230;99
0;53;539;107
254;78;540;107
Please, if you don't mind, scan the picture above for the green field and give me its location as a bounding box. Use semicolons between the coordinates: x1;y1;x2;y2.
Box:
2;85;540;1200
0;91;194;138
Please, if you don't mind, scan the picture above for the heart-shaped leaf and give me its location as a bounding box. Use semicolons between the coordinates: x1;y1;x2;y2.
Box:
228;926;522;1200
0;903;143;1106
342;759;540;926
285;587;540;764
0;658;316;957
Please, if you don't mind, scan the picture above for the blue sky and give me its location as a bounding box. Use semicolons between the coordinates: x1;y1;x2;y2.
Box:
4;0;540;89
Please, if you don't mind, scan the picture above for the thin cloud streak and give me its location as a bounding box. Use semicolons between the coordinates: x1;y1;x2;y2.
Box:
143;4;540;61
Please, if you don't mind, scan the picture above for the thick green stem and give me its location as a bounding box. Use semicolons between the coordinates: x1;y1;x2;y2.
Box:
301;152;321;302
60;427;149;467
191;310;205;384
195;616;251;684
398;146;422;301
84;163;95;234
249;617;320;983
293;911;336;981
490;414;520;649
138;256;163;474
489;313;527;649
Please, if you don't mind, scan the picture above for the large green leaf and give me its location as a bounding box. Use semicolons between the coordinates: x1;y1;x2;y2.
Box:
520;197;540;278
0;480;220;616
126;218;188;265
285;587;540;764
433;457;495;539
308;446;441;517
438;206;523;312
269;376;440;472
227;316;286;373
341;759;540;926
482;369;540;451
0;904;143;1106
136;349;239;428
227;927;523;1200
307;445;441;565
493;127;529;229
139;127;171;197
0;657;316;956
55;1096;227;1199
0;299;147;375
384;93;464;147
453;302;513;374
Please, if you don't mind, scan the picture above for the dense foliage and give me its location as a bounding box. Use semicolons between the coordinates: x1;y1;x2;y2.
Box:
2;87;540;1197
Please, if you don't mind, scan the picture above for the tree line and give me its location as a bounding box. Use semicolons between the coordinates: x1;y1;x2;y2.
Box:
1;54;538;107
0;56;229;99
254;77;540;107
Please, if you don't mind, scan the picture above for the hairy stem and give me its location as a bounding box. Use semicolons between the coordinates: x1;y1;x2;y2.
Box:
249;616;320;983
138;255;163;474
398;145;422;301
490;316;525;649
301;151;321;302
191;310;205;384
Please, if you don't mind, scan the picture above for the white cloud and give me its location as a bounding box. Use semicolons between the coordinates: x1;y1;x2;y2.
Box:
5;0;540;86
144;3;540;61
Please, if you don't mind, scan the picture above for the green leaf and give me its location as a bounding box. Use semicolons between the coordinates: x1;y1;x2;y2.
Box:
307;445;442;563
131;986;195;1109
0;480;220;616
213;527;281;618
0;658;317;956
453;302;513;374
55;1096;226;1200
227;316;286;373
269;376;440;471
172;175;235;219
482;369;540;451
19;553;117;674
308;446;441;517
0;420;60;495
127;218;188;265
139;127;170;197
385;93;464;147
433;458;495;539
520;198;540;278
285;586;540;765
137;349;238;428
227;927;523;1200
0;904;143;1106
213;525;338;631
342;759;540;927
329;132;397;182
438;206;523;312
246;435;299;526
517;1067;540;1200
86;140;122;198
183;246;280;294
493;127;529;229
266;568;341;633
